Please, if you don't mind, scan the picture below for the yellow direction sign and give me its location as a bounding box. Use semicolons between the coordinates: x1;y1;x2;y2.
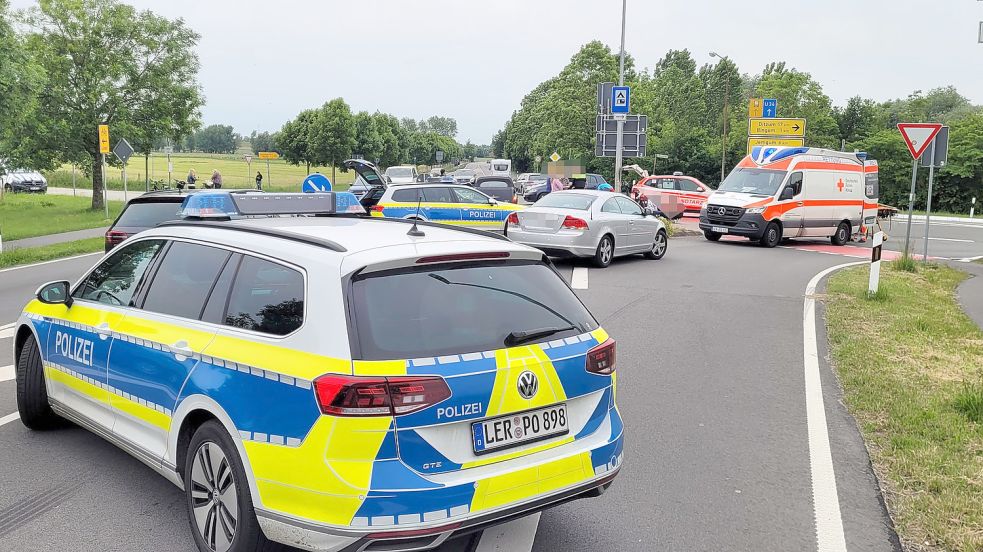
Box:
258;151;279;160
748;118;806;137
747;137;805;154
98;124;110;154
748;98;764;119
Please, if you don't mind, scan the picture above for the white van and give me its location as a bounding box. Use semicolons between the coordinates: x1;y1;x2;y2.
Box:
699;147;878;248
384;165;419;184
489;158;512;177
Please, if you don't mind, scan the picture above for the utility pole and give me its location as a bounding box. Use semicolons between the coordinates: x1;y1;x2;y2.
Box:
614;0;627;192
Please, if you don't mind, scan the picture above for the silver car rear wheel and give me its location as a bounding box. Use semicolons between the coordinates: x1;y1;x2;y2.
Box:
593;235;614;268
190;441;239;552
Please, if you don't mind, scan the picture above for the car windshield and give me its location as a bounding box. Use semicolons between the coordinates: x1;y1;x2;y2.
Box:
454;170;475;177
114;201;183;227
535;193;594;210
386;167;413;178
717;168;788;196
351;261;597;360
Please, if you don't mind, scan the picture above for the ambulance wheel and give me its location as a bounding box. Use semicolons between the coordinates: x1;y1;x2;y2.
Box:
593;235;614;268
645;229;668;260
759;222;781;248
186;420;275;552
831;222;850;246
15;334;60;430
704;231;722;242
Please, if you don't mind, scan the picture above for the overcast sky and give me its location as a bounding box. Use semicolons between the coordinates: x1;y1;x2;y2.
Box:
12;0;983;143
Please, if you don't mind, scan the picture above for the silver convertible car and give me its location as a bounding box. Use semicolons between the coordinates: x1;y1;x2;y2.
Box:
505;190;667;267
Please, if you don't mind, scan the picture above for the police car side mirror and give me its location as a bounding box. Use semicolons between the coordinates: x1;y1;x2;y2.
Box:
488;198;498;205
37;280;72;308
779;187;795;201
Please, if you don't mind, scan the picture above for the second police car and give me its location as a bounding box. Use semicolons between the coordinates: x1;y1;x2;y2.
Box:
13;191;623;552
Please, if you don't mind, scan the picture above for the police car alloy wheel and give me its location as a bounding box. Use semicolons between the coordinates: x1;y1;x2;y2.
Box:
186;421;270;552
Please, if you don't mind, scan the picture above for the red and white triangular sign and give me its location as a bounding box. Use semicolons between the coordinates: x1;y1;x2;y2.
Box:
897;123;943;159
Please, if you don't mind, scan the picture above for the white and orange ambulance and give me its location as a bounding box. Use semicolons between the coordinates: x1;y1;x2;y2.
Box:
699;146;878;247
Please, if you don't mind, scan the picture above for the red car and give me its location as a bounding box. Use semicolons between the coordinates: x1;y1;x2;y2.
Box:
631;173;712;219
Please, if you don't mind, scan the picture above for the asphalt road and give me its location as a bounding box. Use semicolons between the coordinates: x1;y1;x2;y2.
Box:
0;238;904;552
878;215;982;260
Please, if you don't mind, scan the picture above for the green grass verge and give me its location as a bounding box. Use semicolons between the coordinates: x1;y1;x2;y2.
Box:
0;237;103;270
46;153;355;192
0;194;124;241
825;262;983;551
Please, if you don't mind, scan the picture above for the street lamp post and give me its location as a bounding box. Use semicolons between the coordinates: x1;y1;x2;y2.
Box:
709;52;729;184
614;0;627;192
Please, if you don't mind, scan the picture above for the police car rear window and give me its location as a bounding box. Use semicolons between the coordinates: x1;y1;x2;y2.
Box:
350;261;597;360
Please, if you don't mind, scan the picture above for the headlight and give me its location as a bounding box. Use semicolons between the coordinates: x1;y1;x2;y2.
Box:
746;207;765;214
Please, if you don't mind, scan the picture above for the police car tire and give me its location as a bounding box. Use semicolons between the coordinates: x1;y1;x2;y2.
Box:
831;222;850;246
645;229;668;260
15;335;59;430
759;222;781;248
593;235;614;268
186;420;276;552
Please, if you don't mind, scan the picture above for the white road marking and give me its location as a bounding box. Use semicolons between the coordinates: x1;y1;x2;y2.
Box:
0;252;101;274
0;365;13;382
0;412;20;428
0;326;14;340
957;255;983;263
571;267;589;290
804;260;864;552
926;237;974;243
474;512;541;552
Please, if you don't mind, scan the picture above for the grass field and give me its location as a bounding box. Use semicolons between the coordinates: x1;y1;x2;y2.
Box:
825;263;983;551
0;194;124;241
0;237;102;270
45;153;356;193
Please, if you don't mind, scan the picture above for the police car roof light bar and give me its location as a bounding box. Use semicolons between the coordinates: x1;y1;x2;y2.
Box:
179;191;366;220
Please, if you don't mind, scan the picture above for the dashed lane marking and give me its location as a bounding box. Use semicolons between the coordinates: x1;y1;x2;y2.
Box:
571;267;589;290
804;261;864;552
0;365;13;383
0;411;20;428
474;512;541;552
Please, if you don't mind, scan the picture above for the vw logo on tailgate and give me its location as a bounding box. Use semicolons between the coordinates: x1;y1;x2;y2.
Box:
517;371;539;399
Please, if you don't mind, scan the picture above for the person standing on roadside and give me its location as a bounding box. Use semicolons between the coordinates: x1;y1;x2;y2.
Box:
210;169;223;189
550;174;564;193
187;168;197;189
255;171;263;190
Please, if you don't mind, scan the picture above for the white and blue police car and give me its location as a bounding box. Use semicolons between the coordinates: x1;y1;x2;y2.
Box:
13;191;624;552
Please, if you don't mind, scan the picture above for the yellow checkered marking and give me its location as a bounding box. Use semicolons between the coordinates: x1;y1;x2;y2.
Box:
44;365;172;431
244;416;391;525
470;452;595;512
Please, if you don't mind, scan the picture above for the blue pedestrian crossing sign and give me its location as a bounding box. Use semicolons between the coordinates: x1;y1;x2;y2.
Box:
762;99;778;118
612;86;630;114
302;173;332;193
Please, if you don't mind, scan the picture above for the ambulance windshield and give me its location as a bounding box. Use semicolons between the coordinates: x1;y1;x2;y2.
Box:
718;168;788;196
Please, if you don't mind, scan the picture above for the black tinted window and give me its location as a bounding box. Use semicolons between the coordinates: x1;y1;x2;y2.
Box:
114;201;182;228
422;187;454;203
75;240;164;306
677;179;701;192
142;242;230;320
225;257;304;336
392;188;423;202
202;255;240;324
352;262;597;360
786;172;804;196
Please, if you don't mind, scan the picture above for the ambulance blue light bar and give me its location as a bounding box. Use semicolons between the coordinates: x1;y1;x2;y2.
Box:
179;191;366;219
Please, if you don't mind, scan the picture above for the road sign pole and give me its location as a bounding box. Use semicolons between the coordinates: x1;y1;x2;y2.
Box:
247;159;251;188
614;0;627;192
267;159;271;188
902;158;918;258
167;152;172;187
102;153;109;219
72;164;76;197
122;162;128;203
922;158;935;261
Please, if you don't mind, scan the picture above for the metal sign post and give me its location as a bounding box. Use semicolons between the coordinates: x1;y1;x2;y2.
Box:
897;123;944;258
245;155;253;188
102;154;108;219
902;158;918;258
98;124;110;219
258;152;278;187
113;139;134;202
971;197;976;219
614;0;627;192
920;126;948;261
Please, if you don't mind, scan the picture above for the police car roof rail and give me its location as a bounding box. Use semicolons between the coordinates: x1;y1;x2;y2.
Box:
360;216;512;242
156;220;348;252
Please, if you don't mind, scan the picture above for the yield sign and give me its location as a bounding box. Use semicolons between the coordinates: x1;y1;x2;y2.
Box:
897;123;943;159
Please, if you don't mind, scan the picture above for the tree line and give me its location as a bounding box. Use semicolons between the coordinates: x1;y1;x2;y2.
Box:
494;41;983;213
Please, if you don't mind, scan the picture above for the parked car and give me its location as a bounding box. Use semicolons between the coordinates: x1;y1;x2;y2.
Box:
522;176;553;202
384;165;419;184
515;173;543;192
347;159;388;200
506;190;667;267
2;170;48;193
631;172;712;219
104;190;192;251
473;175;517;203
451;169;476;185
569;173;609;190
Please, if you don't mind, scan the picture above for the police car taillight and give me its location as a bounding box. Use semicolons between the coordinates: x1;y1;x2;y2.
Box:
314;375;451;417
506;212;519;226
586;339;616;375
562;216;589;230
